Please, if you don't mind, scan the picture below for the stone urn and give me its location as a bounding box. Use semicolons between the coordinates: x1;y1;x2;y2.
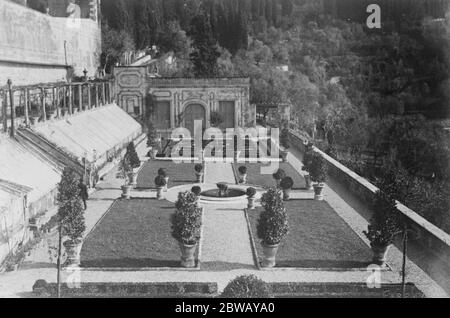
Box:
128;172;137;187
121;185;132;199
282;188;291;201
371;244;390;266
239;173;247;184
247;196;256;210
195;172;203;183
179;243;197;268
156;186;164;200
261;243;279;268
313;183;325;201
164;177;169;191
64;241;83;266
304;175;313;190
280;150;288;162
151;148;158;159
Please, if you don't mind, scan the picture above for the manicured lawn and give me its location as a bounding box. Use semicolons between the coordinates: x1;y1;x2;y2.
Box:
247;200;373;268
233;162;306;189
137;160;197;189
81;199;196;268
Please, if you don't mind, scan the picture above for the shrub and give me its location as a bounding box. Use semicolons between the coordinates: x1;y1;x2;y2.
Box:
154;175;167;188
194;164;203;173
302;151;314;172
117;157;132;185
280;177;294;190
280;128;290;150
246;187;257;198
221;275;270;298
272;169;286;181
147;121;160;149
309;153;328;183
257;188;289;245
175;191;198;211
57;168;86;245
158;168;167;177
191;186;202;196
125;142;141;169
210;111;224;127
171;192;202;245
238;166;247;175
364;191;402;247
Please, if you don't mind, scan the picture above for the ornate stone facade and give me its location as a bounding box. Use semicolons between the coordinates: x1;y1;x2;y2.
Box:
113;66;254;132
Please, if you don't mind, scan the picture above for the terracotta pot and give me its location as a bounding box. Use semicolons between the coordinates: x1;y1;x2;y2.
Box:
239;173;247;184
64;241;83;266
195;172;203;183
304;174;313;190
247;196;256;210
121;185;132;199
261;243;279;268
313;183;325;201
282;188;291;201
156;187;164;200
371;244;390;266
280;150;288;162
179;242;197;268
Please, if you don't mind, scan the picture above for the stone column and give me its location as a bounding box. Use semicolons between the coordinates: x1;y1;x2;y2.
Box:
24;88;29;126
7;79;15;137
87;83;92;109
41;88;46;122
1;89;7;133
78;84;83;111
95;84;99;108
102;82;106;105
68;85;73;114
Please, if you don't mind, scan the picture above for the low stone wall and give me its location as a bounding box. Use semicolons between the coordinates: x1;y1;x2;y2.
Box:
289;130;450;265
33;280;218;298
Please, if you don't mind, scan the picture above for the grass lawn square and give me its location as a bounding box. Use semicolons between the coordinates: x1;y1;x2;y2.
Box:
137;160;197;189
234;162;305;189
247;200;373;268
80;199;196;268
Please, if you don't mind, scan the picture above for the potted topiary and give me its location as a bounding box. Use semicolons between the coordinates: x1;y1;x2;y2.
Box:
238;166;248;184
191;186;202;206
171;191;202;268
221;275;270;298
57;167;86;266
280;177;294;201
257;187;289;268
246;187;257;210
280;128;290;162
194;164;204;183
117;157;132;199
272;169;286;187
217;182;228;197
158;168;169;191
147;121;160;159
126;142;141;172
309;153;328;201
364;191;402;266
155;175;167;200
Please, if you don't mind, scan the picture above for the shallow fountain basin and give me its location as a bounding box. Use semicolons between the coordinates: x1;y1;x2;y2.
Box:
200;188;247;202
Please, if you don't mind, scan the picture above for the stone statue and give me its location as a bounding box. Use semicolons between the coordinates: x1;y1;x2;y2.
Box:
66;0;81;19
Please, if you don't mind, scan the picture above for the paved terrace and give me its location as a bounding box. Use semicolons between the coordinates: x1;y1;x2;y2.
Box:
0;140;447;298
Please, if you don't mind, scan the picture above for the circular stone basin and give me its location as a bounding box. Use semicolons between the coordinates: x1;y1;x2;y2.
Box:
200;188;247;202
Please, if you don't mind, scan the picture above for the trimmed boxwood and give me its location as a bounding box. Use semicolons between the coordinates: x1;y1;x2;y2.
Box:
238;166;247;175
154;175;167;187
158;168;167;177
246;187;257;198
125;142;140;169
257;188;289;246
191;186;202;196
280;128;291;150
221;275;270;298
272;169;286;181
309;153;328;183
280;177;294;190
194;164;203;173
171;192;202;246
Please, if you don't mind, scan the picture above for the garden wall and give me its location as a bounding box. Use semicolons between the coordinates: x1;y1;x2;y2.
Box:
0;0;101;86
289;130;450;265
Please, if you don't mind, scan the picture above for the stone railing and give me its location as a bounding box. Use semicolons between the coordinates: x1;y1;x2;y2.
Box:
146;76;250;87
288;129;450;265
0;79;114;135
